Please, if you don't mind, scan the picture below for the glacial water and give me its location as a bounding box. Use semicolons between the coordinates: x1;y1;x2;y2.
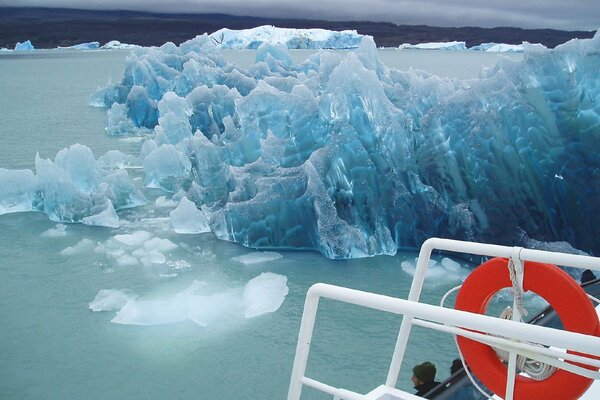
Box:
1;48;546;400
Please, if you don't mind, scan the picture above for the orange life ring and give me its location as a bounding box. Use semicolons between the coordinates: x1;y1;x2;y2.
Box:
455;257;599;400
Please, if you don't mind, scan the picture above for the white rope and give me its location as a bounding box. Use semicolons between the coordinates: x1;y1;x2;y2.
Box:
494;307;557;380
507;258;528;318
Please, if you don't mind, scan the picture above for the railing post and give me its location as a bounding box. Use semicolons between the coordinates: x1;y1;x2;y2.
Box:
386;238;436;387
288;285;322;400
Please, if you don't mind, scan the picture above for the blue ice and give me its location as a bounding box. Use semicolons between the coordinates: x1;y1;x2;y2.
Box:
4;31;600;259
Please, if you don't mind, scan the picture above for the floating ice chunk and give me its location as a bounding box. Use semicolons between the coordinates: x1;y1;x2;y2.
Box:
114;231;152;246
42;224;68;237
401;258;467;284
60;239;95;256
89;289;137;312
231;251;283;265
143;237;177;252
166;259;191;270
140;250;167;266
116;254;139;267
112;298;188;325
81;201;120;228
170;197;211;234
243;272;289;318
0;168;36;214
441;257;461;272
101;273;288;326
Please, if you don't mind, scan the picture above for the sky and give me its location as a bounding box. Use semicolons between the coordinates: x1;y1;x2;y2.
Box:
2;0;599;31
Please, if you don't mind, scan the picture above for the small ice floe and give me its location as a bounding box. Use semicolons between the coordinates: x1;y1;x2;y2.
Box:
60;238;96;256
231;251;283;265
401;257;468;284
42;224;68;237
89;289;138;312
243;272;289;318
114;230;152;246
94;272;289;326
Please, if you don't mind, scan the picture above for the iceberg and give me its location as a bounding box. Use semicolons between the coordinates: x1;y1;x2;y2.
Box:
469;42;547;53
88;30;600;258
0;144;145;227
14;40;34;51
208;25;364;49
399;41;467;51
101;40;140;50
59;42;101;50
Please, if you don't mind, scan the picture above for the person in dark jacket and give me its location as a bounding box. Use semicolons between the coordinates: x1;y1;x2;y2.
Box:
412;361;440;398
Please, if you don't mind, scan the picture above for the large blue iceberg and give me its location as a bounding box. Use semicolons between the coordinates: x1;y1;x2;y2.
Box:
87;31;600;258
2;30;598;259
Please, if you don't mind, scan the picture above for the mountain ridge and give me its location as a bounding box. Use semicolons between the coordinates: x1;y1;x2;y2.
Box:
0;7;595;49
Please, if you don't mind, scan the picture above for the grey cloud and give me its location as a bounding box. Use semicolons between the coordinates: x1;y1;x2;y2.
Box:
2;0;599;31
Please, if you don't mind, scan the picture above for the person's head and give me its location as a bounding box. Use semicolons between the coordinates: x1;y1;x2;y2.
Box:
412;361;436;386
450;359;462;375
581;269;597;284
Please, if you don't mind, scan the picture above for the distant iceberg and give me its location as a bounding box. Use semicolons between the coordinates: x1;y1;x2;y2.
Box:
399;41;467;51
208;25;364;49
84;30;600;258
101;40;140;50
14;40;34;51
60;42;100;50
470;42;547;52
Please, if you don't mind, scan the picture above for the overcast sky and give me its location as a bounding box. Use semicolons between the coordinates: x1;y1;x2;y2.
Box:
2;0;599;31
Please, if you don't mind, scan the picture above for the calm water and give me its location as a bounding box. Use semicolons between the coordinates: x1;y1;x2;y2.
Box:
0;49;524;400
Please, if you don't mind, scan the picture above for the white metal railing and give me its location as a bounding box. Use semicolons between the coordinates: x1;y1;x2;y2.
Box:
287;238;600;400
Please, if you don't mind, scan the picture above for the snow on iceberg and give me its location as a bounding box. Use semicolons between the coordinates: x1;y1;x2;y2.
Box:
93;31;600;258
399;41;467;51
0;144;145;226
208;25;364;49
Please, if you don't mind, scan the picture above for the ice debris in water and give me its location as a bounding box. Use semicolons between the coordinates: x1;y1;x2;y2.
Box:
97;230;178;268
101;273;288;326
243;272;289;318
0;144;145;227
60;238;96;256
231;251;283;265
42;224;68;237
89;289;138;312
401;257;469;284
169;197;211;234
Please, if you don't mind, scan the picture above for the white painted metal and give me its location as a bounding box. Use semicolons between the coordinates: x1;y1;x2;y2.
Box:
287;238;600;400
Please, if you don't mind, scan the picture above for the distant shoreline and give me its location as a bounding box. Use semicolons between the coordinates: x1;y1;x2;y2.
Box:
1;7;595;50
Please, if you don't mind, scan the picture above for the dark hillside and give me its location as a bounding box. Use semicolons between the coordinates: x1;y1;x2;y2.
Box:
0;7;595;49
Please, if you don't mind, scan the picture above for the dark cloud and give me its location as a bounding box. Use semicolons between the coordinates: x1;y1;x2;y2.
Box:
2;0;599;31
